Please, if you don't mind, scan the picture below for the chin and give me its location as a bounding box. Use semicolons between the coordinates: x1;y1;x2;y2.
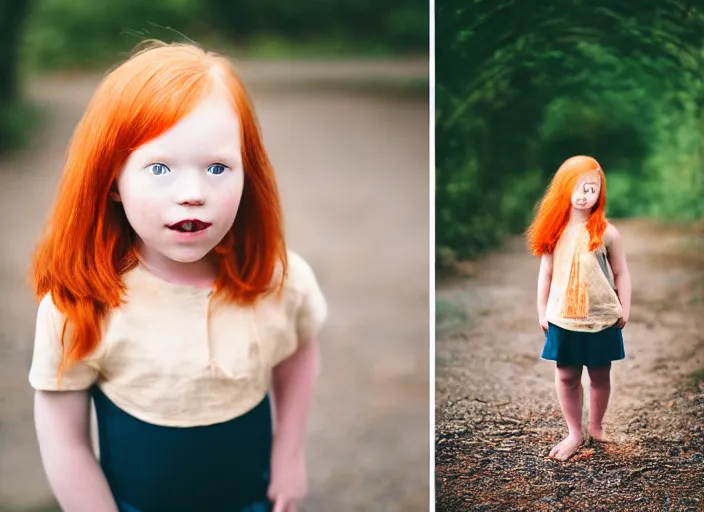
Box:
163;247;214;264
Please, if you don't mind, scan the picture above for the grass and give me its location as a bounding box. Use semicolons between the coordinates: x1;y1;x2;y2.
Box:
690;368;704;392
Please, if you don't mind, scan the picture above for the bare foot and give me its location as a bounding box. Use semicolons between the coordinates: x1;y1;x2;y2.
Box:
548;434;583;461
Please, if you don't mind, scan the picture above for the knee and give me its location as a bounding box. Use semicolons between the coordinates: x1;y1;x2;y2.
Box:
589;369;611;389
557;369;582;389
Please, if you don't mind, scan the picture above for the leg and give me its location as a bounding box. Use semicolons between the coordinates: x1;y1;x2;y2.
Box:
548;365;584;461
586;364;611;441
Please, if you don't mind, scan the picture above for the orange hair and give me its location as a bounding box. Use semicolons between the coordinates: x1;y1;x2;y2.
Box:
31;41;287;373
526;155;608;256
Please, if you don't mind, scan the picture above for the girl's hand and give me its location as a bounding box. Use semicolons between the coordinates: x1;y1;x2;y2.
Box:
539;316;549;333
268;448;307;512
616;316;628;329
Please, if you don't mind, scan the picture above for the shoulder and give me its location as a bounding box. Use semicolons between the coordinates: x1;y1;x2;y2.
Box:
36;293;64;327
282;250;322;296
603;222;621;247
282;249;328;333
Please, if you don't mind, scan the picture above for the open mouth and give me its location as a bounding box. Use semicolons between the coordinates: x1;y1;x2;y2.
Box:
168;219;212;233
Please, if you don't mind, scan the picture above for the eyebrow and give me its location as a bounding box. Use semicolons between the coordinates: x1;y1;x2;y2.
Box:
208;153;242;165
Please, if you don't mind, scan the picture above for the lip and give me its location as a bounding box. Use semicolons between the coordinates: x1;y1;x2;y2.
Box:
167;218;212;229
166;219;212;241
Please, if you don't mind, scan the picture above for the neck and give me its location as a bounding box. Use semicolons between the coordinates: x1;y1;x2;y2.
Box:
135;240;217;288
569;207;590;225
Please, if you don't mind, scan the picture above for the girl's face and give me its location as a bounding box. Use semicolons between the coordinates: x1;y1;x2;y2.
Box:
570;170;601;212
114;89;244;265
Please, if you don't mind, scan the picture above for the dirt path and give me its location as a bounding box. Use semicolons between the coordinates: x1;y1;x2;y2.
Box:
436;219;704;511
0;60;429;511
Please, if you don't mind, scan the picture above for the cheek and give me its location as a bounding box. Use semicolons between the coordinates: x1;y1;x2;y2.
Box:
214;174;245;220
117;176;164;232
218;189;244;221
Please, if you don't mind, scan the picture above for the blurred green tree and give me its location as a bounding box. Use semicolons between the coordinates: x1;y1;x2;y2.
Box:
436;0;704;269
202;0;428;51
0;0;32;152
20;0;428;70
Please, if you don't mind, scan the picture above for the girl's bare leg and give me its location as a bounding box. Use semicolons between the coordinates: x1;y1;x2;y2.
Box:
586;364;611;441
549;365;584;461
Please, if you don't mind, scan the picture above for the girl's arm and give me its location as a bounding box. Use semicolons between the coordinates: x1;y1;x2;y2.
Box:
271;337;319;457
35;390;118;512
605;223;632;326
537;253;553;331
267;338;320;511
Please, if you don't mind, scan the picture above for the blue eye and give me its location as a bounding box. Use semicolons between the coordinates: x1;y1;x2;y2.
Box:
207;164;227;175
148;163;170;176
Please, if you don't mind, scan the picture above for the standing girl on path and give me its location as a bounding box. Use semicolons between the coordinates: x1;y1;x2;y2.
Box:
28;41;327;512
527;155;632;461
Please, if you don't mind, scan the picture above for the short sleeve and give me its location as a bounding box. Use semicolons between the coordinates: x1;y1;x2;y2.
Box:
28;294;99;391
288;252;328;343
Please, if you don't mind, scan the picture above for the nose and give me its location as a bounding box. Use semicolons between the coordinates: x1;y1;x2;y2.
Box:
174;170;206;206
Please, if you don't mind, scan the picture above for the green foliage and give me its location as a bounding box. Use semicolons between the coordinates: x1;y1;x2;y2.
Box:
0;0;34;155
436;0;704;269
21;0;204;69
204;0;428;51
0;100;43;154
20;0;428;70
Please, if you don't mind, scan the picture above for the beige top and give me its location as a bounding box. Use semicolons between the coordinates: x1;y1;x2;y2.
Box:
28;251;327;427
546;222;623;332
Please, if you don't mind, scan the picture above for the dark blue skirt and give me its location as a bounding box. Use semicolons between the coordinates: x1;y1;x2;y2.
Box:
91;386;273;512
542;322;625;367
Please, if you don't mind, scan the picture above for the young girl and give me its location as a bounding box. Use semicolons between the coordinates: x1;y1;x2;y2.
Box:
28;41;327;512
527;155;632;462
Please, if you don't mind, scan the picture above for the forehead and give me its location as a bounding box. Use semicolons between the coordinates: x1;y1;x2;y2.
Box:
133;90;241;158
574;170;601;187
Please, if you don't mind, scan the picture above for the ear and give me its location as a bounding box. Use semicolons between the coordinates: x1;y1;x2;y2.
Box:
110;182;122;202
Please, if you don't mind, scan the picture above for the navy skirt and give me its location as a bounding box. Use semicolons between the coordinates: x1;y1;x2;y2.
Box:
542;322;625;367
91;386;273;512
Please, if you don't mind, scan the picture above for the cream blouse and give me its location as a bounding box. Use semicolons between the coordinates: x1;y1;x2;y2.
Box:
28;251;327;427
546;222;623;332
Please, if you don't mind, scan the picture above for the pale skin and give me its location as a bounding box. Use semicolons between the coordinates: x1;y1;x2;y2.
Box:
34;87;317;511
536;170;632;461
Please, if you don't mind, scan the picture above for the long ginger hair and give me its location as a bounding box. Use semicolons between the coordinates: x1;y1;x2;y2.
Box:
31;41;287;370
526;155;608;256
